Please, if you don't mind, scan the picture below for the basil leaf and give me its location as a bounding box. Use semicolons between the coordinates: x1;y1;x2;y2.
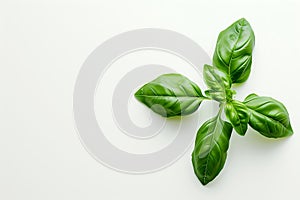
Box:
225;100;249;136
213;18;255;83
192;115;233;185
203;64;232;102
135;74;206;117
244;94;293;138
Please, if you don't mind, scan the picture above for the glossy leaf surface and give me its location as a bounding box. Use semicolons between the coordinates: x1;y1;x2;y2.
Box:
203;64;232;102
192;116;232;185
135;74;205;117
225;100;249;136
244;94;293;138
213;18;255;83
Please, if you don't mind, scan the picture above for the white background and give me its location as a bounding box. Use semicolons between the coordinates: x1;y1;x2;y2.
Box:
1;0;300;199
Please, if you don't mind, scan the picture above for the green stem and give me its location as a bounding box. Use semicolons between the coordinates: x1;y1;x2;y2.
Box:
201;96;212;100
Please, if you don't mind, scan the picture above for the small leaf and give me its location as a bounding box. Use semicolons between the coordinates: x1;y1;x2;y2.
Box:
135;74;206;117
203;64;232;102
192;115;233;185
225;100;249;136
244;94;293;138
213;18;255;83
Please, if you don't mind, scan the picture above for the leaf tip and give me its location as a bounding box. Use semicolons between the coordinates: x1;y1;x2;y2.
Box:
133;90;138;96
203;64;211;70
236;128;247;136
237;17;249;25
200;179;209;186
134;88;144;102
288;123;294;136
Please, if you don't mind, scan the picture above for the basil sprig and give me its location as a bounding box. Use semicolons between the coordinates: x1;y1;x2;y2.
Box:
135;18;293;185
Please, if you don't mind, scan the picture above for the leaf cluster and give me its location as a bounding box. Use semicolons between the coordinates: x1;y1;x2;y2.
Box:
135;18;293;185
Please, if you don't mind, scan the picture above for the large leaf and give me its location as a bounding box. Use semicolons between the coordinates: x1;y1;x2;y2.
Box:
203;64;232;102
244;94;293;138
135;73;206;117
213;18;255;83
225;100;249;136
192;115;233;185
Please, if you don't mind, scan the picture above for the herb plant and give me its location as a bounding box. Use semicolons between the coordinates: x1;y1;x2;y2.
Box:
134;18;293;185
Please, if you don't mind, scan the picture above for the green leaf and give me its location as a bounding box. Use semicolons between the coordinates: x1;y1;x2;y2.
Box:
225;100;249;136
135;73;206;117
192;115;233;185
244;94;293;138
213;18;255;83
203;64;232;102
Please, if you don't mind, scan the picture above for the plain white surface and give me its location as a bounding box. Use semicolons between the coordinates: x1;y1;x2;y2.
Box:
1;0;300;199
